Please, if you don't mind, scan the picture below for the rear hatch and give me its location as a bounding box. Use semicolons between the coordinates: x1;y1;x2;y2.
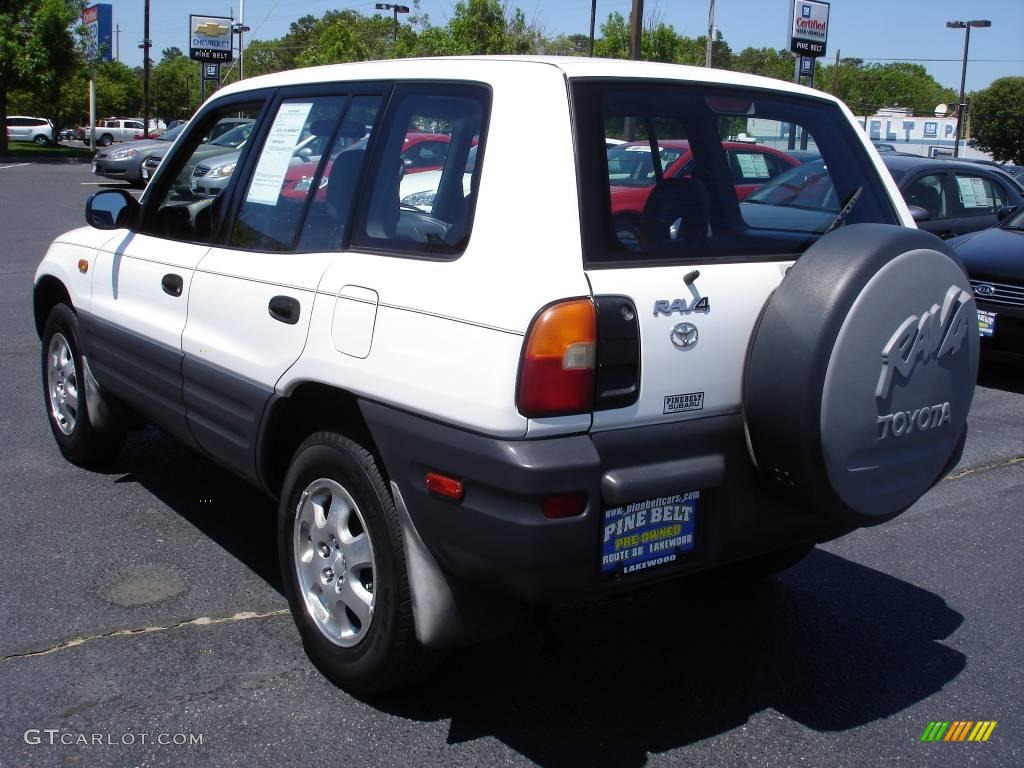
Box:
570;78;903;432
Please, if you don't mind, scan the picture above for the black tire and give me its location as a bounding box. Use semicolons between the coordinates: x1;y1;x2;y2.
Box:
278;431;436;693
33;134;49;146
41;304;126;467
98;134;113;147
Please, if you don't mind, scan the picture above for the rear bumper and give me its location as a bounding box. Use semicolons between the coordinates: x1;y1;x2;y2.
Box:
361;400;846;606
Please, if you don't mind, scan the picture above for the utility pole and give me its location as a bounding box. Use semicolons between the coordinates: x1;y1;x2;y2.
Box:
233;0;251;81
830;48;839;93
946;19;991;158
629;0;642;60
705;0;715;68
141;0;151;136
589;0;597;56
115;24;120;61
375;3;409;45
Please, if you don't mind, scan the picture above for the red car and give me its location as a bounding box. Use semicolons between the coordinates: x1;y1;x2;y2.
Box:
283;132;452;202
608;140;800;216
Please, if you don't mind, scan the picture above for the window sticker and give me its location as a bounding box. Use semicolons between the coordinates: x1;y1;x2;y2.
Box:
956;176;992;209
246;102;314;206
736;152;770;179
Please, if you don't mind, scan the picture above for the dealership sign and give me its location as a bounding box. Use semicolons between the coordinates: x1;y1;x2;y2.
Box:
83;4;113;62
189;15;233;62
790;0;829;57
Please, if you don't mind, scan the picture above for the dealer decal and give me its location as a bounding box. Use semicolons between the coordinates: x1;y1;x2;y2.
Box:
600;492;698;575
664;392;704;414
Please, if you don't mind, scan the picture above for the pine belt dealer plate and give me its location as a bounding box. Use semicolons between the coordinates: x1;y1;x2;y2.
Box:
978;310;996;338
600;492;699;576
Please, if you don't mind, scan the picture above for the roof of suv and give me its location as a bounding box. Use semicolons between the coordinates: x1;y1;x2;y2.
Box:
216;55;840;105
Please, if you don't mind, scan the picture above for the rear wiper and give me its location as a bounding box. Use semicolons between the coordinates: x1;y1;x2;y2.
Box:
822;186;862;235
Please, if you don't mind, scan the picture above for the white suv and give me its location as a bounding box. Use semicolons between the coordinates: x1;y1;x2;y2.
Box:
33;57;980;692
6;115;53;145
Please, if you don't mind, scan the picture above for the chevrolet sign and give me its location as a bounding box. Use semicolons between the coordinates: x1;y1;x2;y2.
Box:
189;14;233;62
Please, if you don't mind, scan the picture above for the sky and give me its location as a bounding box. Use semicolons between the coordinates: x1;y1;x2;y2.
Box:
100;0;1023;94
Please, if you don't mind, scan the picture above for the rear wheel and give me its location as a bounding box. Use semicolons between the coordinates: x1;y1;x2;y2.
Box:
33;134;49;146
98;134;113;147
278;431;435;693
41;304;126;467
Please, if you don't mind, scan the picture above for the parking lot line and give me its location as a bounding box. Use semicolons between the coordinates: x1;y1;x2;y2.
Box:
0;163;30;170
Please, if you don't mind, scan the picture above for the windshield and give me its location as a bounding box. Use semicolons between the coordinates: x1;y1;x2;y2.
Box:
158;124;186;142
1004;208;1024;230
210;122;253;148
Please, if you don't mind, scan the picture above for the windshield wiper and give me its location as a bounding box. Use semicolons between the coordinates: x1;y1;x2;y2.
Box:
822;186;862;235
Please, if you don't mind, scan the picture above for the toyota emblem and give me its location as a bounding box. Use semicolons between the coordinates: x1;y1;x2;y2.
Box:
670;322;698;349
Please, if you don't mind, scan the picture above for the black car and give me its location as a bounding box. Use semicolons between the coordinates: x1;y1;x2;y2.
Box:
949;206;1024;362
882;155;1024;239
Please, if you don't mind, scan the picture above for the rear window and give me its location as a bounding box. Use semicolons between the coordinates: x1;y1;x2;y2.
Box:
573;81;899;264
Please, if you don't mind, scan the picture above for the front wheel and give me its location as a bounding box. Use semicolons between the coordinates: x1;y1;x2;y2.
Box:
278;431;436;693
41;304;126;467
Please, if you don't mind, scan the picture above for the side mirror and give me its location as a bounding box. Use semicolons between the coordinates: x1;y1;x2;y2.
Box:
86;189;140;230
298;146;313;158
996;205;1018;223
907;205;930;223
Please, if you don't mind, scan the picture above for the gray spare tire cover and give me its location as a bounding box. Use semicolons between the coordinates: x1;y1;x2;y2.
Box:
744;223;979;526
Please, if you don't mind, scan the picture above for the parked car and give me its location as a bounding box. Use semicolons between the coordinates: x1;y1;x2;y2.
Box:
92;123;189;186
141;117;254;182
955;157;1024;192
882;154;1024;239
5;116;53;145
34;57;979;693
949;206;1024;362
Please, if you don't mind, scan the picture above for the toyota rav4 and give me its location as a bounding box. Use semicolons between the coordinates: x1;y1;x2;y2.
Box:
33;57;980;693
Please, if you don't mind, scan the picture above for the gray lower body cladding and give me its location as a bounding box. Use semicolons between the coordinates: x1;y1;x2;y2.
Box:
359;400;846;610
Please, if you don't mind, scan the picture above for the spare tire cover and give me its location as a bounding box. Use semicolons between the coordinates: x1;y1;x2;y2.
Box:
744;223;979;526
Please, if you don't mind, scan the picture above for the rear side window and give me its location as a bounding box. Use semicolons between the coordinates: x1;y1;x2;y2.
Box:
573;82;899;264
352;84;490;257
953;174;1005;215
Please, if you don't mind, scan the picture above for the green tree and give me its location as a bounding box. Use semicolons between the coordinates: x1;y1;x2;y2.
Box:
969;77;1024;164
731;47;794;81
0;0;83;151
151;54;199;125
819;61;955;116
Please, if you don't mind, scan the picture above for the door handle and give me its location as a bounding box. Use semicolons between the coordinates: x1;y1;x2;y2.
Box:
268;295;301;325
161;273;183;297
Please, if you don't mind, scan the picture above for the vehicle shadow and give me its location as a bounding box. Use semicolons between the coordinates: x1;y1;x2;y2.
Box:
375;550;965;767
109;426;283;592
978;359;1024;396
102;429;966;766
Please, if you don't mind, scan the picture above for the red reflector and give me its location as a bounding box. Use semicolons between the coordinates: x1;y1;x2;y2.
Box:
425;472;464;501
543;493;586;519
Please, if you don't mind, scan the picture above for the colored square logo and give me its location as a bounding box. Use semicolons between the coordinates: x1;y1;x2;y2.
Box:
802;5;812;18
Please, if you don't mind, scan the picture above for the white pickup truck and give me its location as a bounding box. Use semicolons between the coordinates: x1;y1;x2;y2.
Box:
92;118;145;146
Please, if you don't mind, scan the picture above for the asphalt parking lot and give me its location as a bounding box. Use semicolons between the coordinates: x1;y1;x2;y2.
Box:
1;162;1022;768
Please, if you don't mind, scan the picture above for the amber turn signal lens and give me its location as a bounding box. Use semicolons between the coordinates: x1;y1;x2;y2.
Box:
78;259;89;274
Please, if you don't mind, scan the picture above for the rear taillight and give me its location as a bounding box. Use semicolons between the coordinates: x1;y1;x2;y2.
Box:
517;298;597;418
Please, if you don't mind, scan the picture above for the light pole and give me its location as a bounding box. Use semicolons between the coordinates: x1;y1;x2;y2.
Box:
375;3;409;45
946;19;990;158
705;0;715;68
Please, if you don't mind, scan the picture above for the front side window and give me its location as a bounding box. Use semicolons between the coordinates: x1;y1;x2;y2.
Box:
574;82;899;263
904;174;947;219
352;85;489;257
140;104;263;243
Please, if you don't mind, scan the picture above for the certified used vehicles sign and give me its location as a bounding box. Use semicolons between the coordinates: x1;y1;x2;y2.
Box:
600;492;698;575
